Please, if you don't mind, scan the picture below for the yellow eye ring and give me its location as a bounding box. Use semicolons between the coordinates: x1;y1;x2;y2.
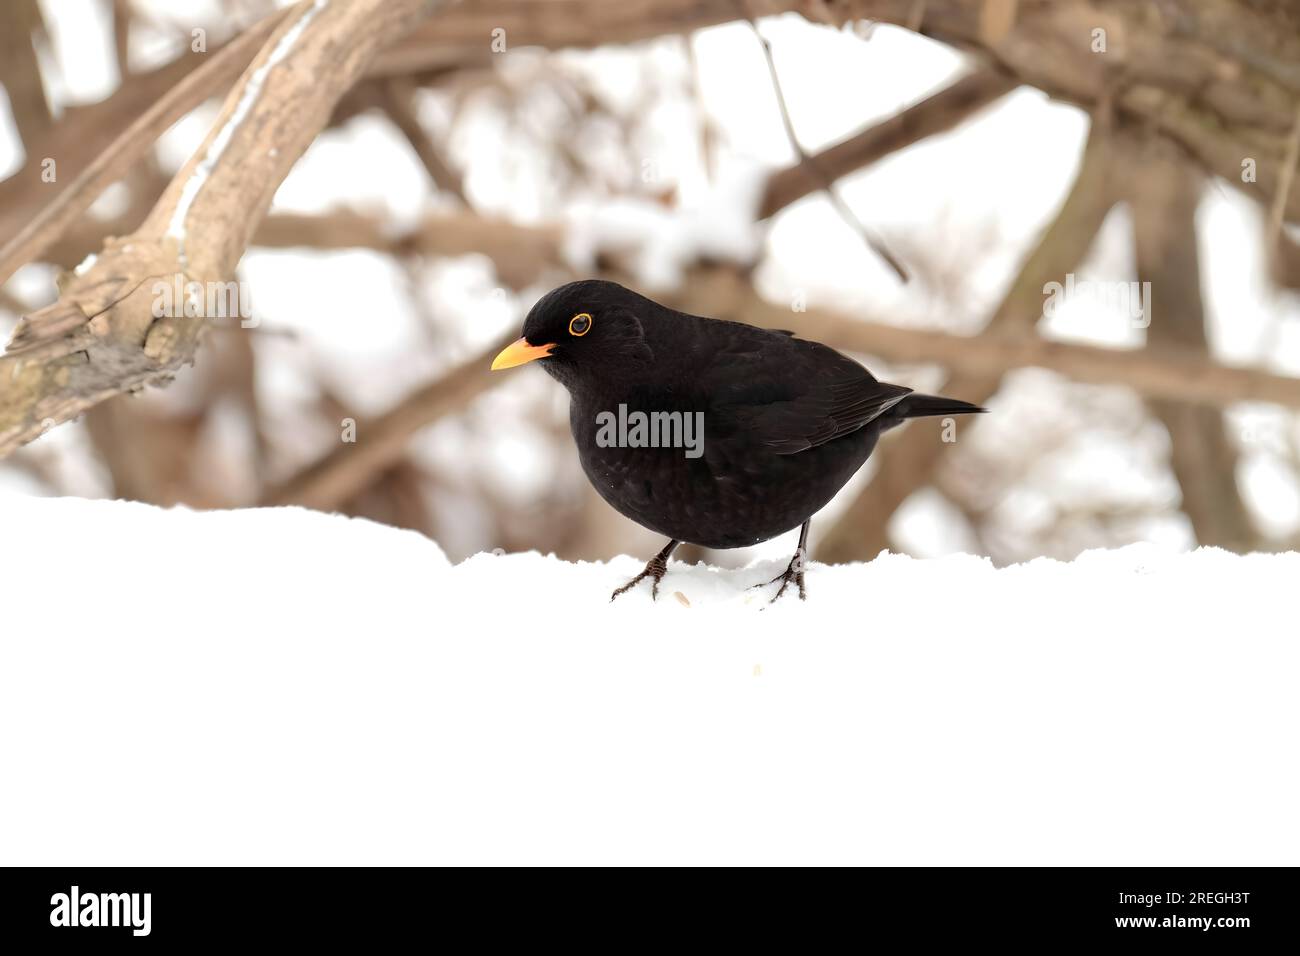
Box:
569;312;592;336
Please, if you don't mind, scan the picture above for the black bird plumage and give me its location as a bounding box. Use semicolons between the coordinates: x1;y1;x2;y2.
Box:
492;279;985;602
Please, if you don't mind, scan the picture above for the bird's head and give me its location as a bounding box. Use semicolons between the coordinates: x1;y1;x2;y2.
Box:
491;280;655;390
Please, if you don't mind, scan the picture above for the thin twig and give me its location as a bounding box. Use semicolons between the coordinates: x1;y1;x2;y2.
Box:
1266;102;1300;271
380;75;470;205
742;7;909;282
682;34;718;182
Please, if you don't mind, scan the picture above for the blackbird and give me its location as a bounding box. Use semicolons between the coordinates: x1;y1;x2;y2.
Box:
491;280;985;602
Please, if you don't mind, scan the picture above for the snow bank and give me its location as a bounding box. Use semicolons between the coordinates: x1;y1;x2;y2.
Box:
1;498;1296;865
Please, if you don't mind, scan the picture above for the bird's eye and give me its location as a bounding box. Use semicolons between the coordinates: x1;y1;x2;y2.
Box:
569;312;592;336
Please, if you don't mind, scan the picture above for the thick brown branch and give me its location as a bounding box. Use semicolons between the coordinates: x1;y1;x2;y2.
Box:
0;9;292;289
370;0;749;76
0;38;238;243
0;0;441;459
1277;231;1300;290
1125;132;1256;551
0;0;54;148
837;0;1300;222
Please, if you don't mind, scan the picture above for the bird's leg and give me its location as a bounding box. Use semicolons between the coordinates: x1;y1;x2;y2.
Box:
610;538;681;602
751;520;810;603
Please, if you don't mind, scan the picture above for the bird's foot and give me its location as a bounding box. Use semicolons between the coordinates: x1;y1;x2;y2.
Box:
610;553;671;602
750;555;807;603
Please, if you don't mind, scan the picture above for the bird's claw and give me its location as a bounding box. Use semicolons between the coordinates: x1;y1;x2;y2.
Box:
750;562;806;603
610;560;668;602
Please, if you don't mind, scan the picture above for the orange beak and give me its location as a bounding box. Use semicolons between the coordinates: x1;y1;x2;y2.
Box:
491;337;556;371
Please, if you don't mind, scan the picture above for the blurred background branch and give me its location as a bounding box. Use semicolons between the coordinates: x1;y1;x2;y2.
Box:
3;0;1299;567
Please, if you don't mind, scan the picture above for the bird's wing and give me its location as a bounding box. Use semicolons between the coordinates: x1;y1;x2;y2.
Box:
707;336;912;455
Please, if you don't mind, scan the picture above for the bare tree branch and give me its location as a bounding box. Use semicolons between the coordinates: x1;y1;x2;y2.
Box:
370;0;753;76
836;0;1300;222
111;0;132;80
261;331;514;509
1124;131;1257;551
0;0;54;148
742;8;908;281
1267;102;1300;268
758;69;1016;218
0;8;293;289
811;126;1120;563
1277;230;1300;290
41;70;1001;286
0;0;443;459
381;76;469;204
254;211;564;289
0;32;250;243
672;265;1300;412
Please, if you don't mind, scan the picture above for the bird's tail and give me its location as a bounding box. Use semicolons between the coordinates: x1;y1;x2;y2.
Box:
894;392;987;419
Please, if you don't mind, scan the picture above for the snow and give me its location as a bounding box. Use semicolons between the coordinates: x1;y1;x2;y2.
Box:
1;497;1296;865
